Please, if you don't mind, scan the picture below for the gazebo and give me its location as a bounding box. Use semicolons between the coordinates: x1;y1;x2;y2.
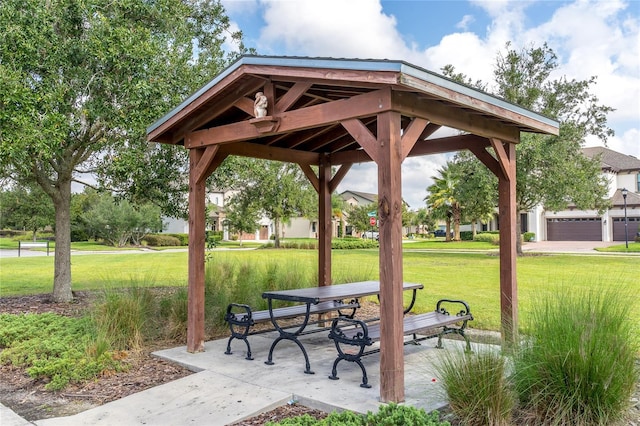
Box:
147;56;559;403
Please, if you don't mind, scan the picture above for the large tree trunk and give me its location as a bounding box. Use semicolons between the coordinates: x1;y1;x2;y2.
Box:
452;204;461;241
52;178;73;302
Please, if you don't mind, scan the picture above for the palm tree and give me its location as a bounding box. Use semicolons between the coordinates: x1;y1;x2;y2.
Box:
425;163;462;241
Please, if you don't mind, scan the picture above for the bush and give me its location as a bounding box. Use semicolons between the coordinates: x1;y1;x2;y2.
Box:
0;313;121;390
165;233;188;245
142;234;181;247
436;348;515;426
331;239;378;249
473;232;500;245
266;403;450;425
512;286;639;425
522;232;535;242
459;231;474;241
92;286;156;350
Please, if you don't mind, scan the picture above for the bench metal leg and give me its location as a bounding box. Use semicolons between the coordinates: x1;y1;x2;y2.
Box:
328;356;371;388
225;335;254;360
265;334;314;374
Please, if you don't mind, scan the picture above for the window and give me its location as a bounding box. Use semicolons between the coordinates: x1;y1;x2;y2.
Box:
636;173;639;192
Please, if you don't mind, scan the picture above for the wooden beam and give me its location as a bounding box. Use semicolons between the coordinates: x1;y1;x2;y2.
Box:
187;148;206;353
275;81;313;113
233;96;255;116
491;138;514;181
392;91;521;143
193;145;220;184
341;118;379;164
318;155;332;288
376;111;405;403
330;133;490;165
216;142;320;166
400;74;559;136
299;163;320;193
496;141;518;347
329;163;352;193
469;145;502;178
184;89;392;148
400;117;429;160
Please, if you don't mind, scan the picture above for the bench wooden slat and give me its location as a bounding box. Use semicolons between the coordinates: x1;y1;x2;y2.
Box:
235;300;358;324
342;311;471;342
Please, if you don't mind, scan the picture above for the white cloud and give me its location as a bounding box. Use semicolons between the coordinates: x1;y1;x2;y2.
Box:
456;14;475;31
258;0;410;59
585;129;640;159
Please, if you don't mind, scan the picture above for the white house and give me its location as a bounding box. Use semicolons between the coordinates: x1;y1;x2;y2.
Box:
527;147;640;242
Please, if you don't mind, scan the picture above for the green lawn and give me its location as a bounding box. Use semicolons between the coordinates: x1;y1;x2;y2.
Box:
2;248;638;335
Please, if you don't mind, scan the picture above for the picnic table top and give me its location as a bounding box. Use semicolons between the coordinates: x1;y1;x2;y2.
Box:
261;280;424;304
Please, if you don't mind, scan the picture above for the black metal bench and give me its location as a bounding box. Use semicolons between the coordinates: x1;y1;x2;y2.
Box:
327;298;473;388
224;299;360;360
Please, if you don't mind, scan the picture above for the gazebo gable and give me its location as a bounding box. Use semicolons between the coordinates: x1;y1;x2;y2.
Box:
147;56;558;163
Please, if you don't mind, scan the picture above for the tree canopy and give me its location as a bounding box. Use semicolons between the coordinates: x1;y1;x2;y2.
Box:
442;43;611;252
0;0;248;301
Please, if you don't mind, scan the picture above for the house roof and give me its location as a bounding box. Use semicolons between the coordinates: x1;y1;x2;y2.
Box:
583;146;640;173
147;56;559;162
340;190;378;204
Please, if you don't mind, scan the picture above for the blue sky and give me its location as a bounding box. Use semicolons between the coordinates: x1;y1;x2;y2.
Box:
221;0;639;208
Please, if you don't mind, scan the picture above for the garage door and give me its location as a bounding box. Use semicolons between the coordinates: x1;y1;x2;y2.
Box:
547;218;602;241
612;217;640;241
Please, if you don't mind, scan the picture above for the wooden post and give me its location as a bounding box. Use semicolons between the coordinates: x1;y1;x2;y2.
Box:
318;154;332;287
187;148;206;353
377;111;405;403
495;141;518;346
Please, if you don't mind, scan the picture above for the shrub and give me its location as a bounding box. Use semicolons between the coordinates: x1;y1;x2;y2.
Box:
459;231;474;241
159;288;188;341
522;232;535;242
142;234;181;247
474;232;500;245
266;403;450;425
92;286;156;350
0;313;121;390
436;348;515;426
166;233;188;245
512;286;639;425
331;239;378;249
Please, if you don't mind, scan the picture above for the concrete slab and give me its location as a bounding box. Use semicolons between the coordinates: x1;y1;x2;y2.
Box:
1;402;33;426
5;327;488;426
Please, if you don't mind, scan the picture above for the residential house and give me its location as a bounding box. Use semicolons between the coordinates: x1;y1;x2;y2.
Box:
526;147;640;241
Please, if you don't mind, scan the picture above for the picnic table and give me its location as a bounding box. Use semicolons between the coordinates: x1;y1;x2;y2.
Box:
261;280;424;374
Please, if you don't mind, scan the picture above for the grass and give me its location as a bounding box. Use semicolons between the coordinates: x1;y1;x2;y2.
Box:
2;249;639;335
597;241;640;252
512;286;639;424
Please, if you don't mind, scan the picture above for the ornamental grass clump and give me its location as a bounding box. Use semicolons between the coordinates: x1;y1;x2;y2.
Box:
435;347;515;426
512;286;638;425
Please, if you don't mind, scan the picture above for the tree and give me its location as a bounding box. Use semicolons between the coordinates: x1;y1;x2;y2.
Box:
453;151;498;237
443;43;611;253
332;193;348;238
0;185;54;240
82;194;162;247
412;207;436;236
0;0;247;301
230;160;317;248
224;195;260;247
347;204;378;235
425;163;463;241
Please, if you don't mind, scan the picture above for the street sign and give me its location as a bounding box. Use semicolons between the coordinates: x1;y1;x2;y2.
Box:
369;217;376;226
367;211;377;217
